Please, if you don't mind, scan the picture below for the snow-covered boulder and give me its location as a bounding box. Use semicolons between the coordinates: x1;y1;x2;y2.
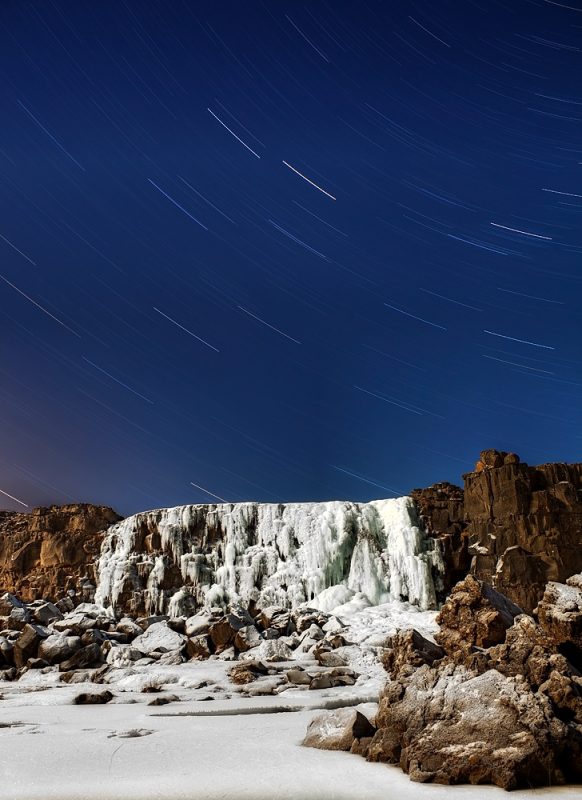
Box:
132;621;185;655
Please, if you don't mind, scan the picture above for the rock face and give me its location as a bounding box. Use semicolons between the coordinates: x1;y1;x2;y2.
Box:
360;574;582;789
415;451;582;613
368;664;581;790
435;574;523;658
0;504;122;602
410;482;469;593
94;498;444;616
466;452;582;612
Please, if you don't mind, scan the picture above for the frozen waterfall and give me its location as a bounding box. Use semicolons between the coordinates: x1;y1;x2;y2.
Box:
94;497;444;616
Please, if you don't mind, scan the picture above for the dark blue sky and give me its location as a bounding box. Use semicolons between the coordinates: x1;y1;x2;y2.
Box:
1;0;581;515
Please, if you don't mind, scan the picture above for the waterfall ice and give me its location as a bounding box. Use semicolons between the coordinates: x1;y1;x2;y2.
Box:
94;496;444;615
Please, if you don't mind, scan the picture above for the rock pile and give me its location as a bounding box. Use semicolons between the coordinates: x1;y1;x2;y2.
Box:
0;591;357;690
339;573;582;790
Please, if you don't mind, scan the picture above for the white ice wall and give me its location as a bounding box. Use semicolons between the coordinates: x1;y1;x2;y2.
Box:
94;496;443;615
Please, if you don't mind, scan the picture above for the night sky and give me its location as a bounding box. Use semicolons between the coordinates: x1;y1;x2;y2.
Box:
1;1;581;516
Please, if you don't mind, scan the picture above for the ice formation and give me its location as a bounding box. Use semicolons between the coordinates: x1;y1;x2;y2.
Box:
94;497;444;616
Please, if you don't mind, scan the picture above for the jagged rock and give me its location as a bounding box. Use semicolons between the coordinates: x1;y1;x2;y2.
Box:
38;634;82;665
229;660;269;685
259;607;292;635
59;642;102;671
436;575;523;657
136;615;169;630
0;636;14;666
13;624;49;668
382;629;445;679
26;657;49;669
294;609;332;633
410;482;469;594
0;504;121;602
7;606;30;630
207;617;237;651
233;625;261;652
30;601;63;626
316;651;347;668
105;644;143;667
466;451;582;612
0;593;25;616
536;578;582;651
132;621;186;655
303;708;376;751
185;635;211;660
367;663;582;790
157;650;184;665
52;613;98;634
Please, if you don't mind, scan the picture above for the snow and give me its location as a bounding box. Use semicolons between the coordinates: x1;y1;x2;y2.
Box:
95;496;443;616
0;675;578;800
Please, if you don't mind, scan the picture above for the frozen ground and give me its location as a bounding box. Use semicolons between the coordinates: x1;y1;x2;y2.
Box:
0;674;579;800
1;601;580;799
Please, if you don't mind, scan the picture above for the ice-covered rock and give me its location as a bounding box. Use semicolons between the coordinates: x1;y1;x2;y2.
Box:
94;497;444;616
132;621;186;655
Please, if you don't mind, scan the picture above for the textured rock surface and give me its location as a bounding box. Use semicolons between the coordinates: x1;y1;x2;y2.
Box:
359;573;582;789
435;574;523;658
367;664;582;790
465;451;582;612
303;707;376;752
0;504;122;602
410;482;469;593
414;451;582;613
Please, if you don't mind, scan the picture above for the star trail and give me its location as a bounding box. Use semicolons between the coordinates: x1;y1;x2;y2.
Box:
0;1;581;514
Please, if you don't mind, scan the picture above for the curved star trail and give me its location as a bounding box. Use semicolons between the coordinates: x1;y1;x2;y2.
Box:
0;2;580;513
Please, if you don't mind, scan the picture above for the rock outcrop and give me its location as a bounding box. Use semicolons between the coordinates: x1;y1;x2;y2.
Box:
0;505;122;602
466;451;582;612
410;482;469;593
415;450;582;613
356;574;582;790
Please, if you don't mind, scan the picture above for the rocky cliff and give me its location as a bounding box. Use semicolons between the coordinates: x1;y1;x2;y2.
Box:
0;505;122;602
414;450;582;613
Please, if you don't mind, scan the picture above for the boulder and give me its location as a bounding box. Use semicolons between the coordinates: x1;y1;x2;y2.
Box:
233;625;262;652
229;660;269;685
184;612;212;638
259;607;292;635
536;578;582;652
132;621;186;655
115;618;143;639
30;601;63;626
436;575;523;657
208;617;236;651
367;664;582;790
303;708;376;751
252;639;293;662
74;690;113;705
13;624;49;668
382;629;445;679
59;642;102;671
186;635;212;660
38;634;82;665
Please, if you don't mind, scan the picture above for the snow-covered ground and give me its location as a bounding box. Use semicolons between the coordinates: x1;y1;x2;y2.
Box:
1;600;579;799
1;675;579;800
